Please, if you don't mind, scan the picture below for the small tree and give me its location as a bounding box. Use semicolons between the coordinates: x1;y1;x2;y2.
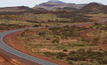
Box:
63;49;67;52
35;30;40;35
94;22;100;25
72;29;80;37
24;29;29;33
52;37;60;43
81;37;86;42
103;40;107;44
20;32;25;37
61;35;66;40
38;31;46;37
86;40;90;43
93;37;100;44
56;52;68;59
69;51;76;55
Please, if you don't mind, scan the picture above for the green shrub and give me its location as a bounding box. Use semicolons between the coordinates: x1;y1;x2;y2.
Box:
96;57;103;61
93;37;100;43
63;49;67;52
104;51;107;55
86;40;90;42
46;38;51;40
77;49;85;55
99;48;102;51
72;29;80;37
17;34;19;36
73;43;85;46
90;59;94;62
38;31;46;37
43;52;56;57
81;37;86;42
89;44;96;46
66;55;78;61
89;26;93;29
97;59;107;64
68;61;73;64
69;51;76;55
52;37;59;43
56;52;68;59
94;22;100;25
81;37;90;43
33;25;39;27
86;48;92;54
78;55;87;61
103;40;107;44
80;27;87;30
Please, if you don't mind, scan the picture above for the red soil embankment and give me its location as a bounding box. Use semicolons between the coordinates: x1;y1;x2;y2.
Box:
80;29;107;50
0;49;29;65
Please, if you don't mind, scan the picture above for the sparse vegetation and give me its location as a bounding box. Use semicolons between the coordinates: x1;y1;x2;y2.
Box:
17;25;103;65
1;7;106;65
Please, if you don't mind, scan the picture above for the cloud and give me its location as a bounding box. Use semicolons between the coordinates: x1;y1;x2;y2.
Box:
49;0;59;1
0;0;106;8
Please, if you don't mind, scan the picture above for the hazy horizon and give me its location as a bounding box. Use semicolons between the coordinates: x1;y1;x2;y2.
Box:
0;0;107;8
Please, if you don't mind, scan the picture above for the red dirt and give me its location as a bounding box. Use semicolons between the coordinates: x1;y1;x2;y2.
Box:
80;29;98;42
0;17;106;65
80;29;107;50
5;32;70;65
0;30;41;65
0;50;13;65
0;48;31;65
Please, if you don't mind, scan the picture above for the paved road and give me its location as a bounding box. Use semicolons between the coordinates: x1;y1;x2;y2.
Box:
0;17;106;65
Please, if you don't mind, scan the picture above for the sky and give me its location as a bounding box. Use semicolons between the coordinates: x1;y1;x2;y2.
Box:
0;0;107;8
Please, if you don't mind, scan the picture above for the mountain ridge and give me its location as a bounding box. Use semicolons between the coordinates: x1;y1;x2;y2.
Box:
48;0;66;4
0;6;35;12
34;0;86;10
77;3;107;13
34;0;105;11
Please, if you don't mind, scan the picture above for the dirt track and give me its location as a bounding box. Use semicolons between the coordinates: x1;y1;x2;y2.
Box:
80;29;107;50
0;48;30;65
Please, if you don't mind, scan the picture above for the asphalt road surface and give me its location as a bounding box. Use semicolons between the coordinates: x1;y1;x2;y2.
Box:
0;17;106;65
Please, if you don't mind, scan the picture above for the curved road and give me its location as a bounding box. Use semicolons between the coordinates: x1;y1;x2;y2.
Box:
0;17;106;65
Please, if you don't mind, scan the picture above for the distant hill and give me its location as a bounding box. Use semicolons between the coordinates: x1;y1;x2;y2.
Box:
52;7;77;11
77;3;107;13
90;2;104;5
0;6;35;12
48;0;66;4
33;7;47;11
34;0;86;10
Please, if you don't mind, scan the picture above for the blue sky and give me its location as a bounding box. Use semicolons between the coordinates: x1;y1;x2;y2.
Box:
0;0;107;8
